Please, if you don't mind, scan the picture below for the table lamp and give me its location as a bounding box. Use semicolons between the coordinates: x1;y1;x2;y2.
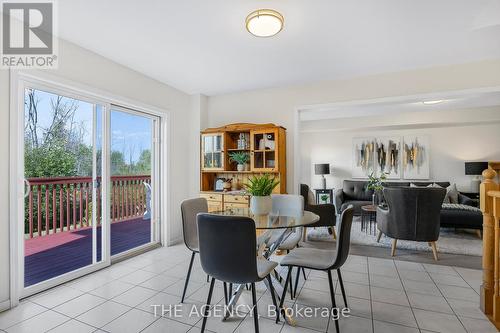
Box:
314;163;330;189
465;161;488;193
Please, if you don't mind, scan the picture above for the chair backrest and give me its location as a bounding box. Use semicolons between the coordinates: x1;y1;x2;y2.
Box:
271;194;304;217
342;180;373;201
197;213;259;284
300;184;314;209
331;205;354;269
382;187;446;241
180;198;208;252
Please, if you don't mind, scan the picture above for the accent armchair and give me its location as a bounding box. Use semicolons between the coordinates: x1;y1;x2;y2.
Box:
376;187;446;260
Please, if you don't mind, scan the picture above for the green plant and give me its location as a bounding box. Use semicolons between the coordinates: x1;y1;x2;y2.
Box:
320;194;329;203
244;174;280;196
229;151;249;165
366;171;387;191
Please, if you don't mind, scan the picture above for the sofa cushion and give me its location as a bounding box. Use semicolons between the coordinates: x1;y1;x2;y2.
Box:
446;184;459;204
342;180;373;201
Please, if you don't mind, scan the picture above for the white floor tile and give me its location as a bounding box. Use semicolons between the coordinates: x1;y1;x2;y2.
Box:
89;280;135;299
329;314;372;333
459;316;498;333
371;301;417;327
5;310;69;333
0;301;46;329
102;308;157;333
119;270;158;285
53;294;105;317
447;298;488;320
46;319;95;333
370;286;410;306
413;308;467;333
76;301;130;328
438;284;479;301
112;286;158;307
140;274;179;292
141;317;192;333
29;286;84;308
373;320;419;333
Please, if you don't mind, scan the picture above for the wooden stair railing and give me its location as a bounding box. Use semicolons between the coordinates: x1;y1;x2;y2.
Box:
480;168;500;329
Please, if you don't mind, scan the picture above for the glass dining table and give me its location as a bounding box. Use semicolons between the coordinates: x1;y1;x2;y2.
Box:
211;207;320;325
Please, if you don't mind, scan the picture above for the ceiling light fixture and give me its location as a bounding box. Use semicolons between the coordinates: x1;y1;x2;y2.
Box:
422;100;445;105
246;9;284;37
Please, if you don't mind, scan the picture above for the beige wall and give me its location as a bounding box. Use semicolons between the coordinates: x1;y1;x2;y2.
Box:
0;39;192;306
207;59;500;193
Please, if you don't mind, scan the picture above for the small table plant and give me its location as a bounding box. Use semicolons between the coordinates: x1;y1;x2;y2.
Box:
229;151;250;172
244;174;280;215
367;172;387;206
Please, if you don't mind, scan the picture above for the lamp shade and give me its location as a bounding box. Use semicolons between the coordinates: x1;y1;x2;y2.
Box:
314;164;330;175
465;162;488;175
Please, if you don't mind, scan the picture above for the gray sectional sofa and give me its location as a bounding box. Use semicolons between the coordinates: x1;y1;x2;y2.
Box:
334;180;482;230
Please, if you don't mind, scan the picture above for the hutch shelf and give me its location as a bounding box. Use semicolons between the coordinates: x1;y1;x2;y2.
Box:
200;123;286;212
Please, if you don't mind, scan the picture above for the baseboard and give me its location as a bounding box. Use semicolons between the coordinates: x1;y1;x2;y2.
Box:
166;237;182;246
0;299;11;312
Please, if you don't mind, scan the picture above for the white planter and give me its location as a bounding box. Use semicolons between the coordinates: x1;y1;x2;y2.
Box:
237;164;245;172
250;196;272;215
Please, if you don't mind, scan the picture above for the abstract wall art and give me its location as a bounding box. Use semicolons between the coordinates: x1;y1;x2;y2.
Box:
352;137;375;178
402;136;430;179
375;137;401;179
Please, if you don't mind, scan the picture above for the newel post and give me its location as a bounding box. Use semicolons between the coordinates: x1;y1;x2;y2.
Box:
480;168;499;315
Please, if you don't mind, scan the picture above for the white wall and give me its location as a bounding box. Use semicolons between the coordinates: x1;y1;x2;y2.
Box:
0;39;192;307
207;59;500;193
300;118;500;192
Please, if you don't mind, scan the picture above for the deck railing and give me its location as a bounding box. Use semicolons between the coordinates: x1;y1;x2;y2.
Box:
25;175;151;238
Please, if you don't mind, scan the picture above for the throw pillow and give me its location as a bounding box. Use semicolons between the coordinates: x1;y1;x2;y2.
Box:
446;183;459;204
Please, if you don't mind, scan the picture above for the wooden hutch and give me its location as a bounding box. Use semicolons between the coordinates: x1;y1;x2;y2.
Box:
200;123;286;212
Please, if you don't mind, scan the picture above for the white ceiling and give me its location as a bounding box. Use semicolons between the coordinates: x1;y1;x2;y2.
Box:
56;0;500;95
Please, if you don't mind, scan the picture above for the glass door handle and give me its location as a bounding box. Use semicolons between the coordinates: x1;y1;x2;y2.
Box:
24;179;31;198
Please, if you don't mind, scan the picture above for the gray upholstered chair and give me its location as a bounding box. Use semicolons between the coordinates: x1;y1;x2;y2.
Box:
300;184;337;240
197;213;279;333
376;187;446;261
180;198;208;303
279;206;354;333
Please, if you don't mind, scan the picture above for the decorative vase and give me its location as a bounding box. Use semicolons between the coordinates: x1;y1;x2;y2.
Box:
250;196;272;215
372;193;376;206
237;164;245;172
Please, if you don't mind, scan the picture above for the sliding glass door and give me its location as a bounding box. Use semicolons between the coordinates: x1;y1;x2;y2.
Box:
18;80;162;297
109;107;159;256
23;87;105;288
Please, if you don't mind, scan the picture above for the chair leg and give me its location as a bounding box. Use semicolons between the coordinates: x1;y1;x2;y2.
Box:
289;267;294;300
181;252;195;303
223;282;228;305
251;283;260;333
476;229;482;239
279;268;292;307
201;277;215;333
327;270;340;333
376;230;382;243
266;275;279;323
229;283;233;299
302;268;307;280
430;241;439;261
294;266;301;298
391;239;397;257
337;269;348;308
206;275;209;283
332;227;337;240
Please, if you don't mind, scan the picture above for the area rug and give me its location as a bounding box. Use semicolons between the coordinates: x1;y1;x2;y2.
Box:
306;217;482;256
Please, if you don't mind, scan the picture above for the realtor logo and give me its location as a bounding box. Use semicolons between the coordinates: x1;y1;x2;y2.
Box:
1;0;57;68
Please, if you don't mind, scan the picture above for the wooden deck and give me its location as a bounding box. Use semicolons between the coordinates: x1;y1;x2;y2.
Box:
24;217;151;287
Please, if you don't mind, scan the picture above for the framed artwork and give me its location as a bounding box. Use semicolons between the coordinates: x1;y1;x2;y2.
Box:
402;136;430;179
352;137;375;178
375;137;401;179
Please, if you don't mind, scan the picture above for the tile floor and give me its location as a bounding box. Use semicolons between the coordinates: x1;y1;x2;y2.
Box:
0;244;496;333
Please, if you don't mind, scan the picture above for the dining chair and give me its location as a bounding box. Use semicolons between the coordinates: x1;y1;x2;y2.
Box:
197;213;279;333
278;205;354;333
180;198;208;303
267;194;306;298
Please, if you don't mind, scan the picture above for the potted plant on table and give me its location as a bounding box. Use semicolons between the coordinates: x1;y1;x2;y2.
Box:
244;174;280;215
229;151;250;172
367;172;387;206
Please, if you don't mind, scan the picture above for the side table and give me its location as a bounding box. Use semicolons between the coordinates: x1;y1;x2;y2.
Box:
361;204;377;235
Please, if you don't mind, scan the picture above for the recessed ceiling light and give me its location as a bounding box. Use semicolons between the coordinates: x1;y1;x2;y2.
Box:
422;100;445;105
246;9;284;37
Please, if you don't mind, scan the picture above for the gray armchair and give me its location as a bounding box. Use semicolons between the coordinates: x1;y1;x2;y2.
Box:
300;184;337;239
376;187;446;261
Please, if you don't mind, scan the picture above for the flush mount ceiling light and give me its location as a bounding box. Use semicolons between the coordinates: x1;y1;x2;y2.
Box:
422;100;445;105
246;9;284;37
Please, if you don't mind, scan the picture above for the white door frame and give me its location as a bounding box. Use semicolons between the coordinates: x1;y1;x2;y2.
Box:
9;70;172;305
